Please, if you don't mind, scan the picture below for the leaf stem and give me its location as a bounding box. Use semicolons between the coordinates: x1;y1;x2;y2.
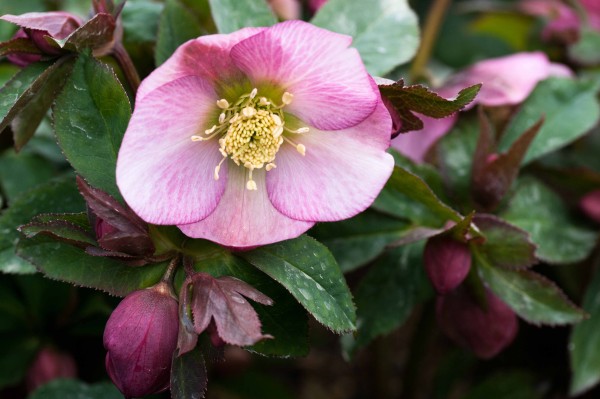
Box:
409;0;451;82
111;42;141;93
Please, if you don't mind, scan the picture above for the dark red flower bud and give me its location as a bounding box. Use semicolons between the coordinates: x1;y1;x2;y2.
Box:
26;347;77;392
424;235;471;294
94;217;119;239
436;287;518;359
6;29;42;67
104;283;179;398
581;190;600;223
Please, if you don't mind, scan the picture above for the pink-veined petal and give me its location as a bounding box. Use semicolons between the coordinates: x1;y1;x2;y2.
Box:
391;114;457;163
230;20;378;131
443;52;561;107
179;166;313;249
117;76;226;225
267;101;394;221
137;27;264;101
1;12;82;39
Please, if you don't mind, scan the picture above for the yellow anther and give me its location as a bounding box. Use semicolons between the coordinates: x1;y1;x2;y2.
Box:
191;135;204;141
296;127;309;134
216;99;230;109
246;179;257;190
242;106;256;118
266;163;276;171
259;97;270;106
272;114;282;126
219;112;226;124
250;88;258;99
205;125;217;134
282;92;293;105
297;144;306;156
273;126;284;138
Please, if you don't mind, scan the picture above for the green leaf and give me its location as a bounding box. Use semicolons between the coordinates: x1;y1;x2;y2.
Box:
17;235;166;297
0;61;50;133
240;235;356;333
27;380;122;399
0;150;57;204
569;260;600;396
569;28;600;66
53;53;131;199
500;178;597;264
121;1;163;44
0;174;85;274
171;347;207;399
475;253;586;325
310;210;412;272
155;0;203;66
208;0;276;34
378;80;480;133
499;77;600;164
373;166;461;227
186;241;309;357
473;214;537;270
312;0;419;76
47;14;116;53
20;212;96;247
350;242;432;353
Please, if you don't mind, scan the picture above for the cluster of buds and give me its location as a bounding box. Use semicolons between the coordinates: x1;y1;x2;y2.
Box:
424;217;519;359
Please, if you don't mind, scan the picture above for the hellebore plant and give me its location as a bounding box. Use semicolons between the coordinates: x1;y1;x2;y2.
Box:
116;20;394;248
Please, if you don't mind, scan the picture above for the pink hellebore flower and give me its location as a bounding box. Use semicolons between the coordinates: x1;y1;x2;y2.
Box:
392;52;572;163
116;21;394;249
521;0;600;41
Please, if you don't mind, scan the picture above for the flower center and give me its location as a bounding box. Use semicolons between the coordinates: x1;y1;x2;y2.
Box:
190;88;308;190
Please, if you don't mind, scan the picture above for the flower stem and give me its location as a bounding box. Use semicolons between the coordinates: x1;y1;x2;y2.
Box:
409;0;451;82
112;42;141;93
161;255;180;284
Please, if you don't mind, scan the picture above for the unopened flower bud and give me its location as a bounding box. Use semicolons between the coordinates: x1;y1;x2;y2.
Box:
580;190;600;224
26;347;77;392
104;283;179;398
94;217;119;240
436;288;518;359
6;29;42;67
424;235;471;294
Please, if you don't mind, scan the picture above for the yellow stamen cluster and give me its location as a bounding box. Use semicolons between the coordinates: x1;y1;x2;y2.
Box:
191;88;309;190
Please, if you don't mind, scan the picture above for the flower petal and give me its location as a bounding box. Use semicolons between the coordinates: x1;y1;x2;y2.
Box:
1;12;82;38
178;166;313;249
137;27;264;101
230;20;378;131
391;114;457;163
267;101;394;221
117;76;226;225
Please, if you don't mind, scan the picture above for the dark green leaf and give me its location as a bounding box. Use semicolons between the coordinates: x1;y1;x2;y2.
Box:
373;166;461;227
121;1;163;44
379;80;480;133
312;0;419;76
350;242;432;353
186;240;309;357
53;52;131;199
499;77;600;164
500;178;597;264
17;234;166;297
27;380;122;399
310;210;412;272
20;212;96;247
208;0;276;34
240;235;356;333
0;150;57;203
473;214;537;270
155;0;203;66
171;347;207;399
569;28;600;66
475;253;586;325
0;174;85;274
569;258;600;395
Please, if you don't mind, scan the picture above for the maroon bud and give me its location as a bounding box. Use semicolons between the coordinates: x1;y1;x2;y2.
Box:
104;283;179;398
436;288;518;359
308;0;328;13
94;217;119;240
26;12;81;55
6;29;42;67
581;190;600;223
26;347;77;392
424;235;471;294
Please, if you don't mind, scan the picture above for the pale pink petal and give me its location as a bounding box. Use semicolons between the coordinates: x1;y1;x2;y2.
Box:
137;27;264;101
179;166;313;249
443;52;557;106
1;12;82;39
267;101;394;221
549;62;574;77
117;76;226;225
230;20;378;131
391;114;457;163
